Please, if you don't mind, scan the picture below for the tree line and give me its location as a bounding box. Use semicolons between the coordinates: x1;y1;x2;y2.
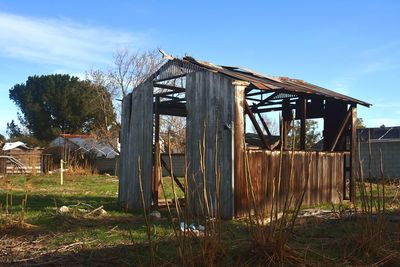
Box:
4;48;366;150
6;49;163;148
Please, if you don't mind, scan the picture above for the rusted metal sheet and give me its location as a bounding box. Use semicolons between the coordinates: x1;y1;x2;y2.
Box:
239;150;344;216
182;56;370;107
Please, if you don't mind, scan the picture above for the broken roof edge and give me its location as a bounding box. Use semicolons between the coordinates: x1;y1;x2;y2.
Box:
128;54;370;107
181;56;371;107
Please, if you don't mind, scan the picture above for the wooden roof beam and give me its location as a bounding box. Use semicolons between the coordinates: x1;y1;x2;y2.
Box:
245;101;271;150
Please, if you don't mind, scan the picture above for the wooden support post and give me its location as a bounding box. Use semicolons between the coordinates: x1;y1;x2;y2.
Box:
343;153;348;200
281;99;292;150
245;101;271;150
350;104;357;202
153;96;161;208
300;97;307;150
160;158;185;192
234;81;247;218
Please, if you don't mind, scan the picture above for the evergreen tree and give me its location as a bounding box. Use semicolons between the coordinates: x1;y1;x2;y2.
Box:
288;120;321;149
6;120;22;139
9;74;115;142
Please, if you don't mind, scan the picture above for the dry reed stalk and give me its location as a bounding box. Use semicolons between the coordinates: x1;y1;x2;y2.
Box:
151;118;224;266
162;134;189;265
341;134;400;265
199;121;211;220
191;119;223;266
137;157;155;267
242;116;309;266
182;155;193;266
159;165;187;265
167;133;182;220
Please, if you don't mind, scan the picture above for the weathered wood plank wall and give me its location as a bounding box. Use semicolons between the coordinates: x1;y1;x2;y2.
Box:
186;71;235;219
239;150;344;216
0;149;43;175
118;81;153;210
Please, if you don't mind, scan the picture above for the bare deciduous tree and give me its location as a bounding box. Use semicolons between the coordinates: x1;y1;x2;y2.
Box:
110;48;164;98
82;71;119;151
160;116;186;153
86;48;190;154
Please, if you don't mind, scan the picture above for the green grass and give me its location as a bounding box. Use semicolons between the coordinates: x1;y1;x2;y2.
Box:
159;176;185;199
0;174;176;264
0;174;399;266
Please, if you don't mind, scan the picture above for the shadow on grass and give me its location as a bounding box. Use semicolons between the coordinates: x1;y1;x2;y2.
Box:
291;213;400;266
0;191;164;239
4;241;179;266
0;192;121;212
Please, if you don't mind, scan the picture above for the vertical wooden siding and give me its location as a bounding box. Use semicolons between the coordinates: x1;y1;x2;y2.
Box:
118;81;153;210
0;149;43;175
186;71;235;219
239;150;344;216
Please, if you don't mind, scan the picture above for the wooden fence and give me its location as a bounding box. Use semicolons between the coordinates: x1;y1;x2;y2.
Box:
0;149;47;175
237;150;345;216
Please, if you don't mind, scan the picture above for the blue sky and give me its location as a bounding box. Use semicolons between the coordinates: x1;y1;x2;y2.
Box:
0;0;399;136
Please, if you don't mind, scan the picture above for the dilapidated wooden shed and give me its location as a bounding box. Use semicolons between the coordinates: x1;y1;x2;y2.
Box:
119;56;370;219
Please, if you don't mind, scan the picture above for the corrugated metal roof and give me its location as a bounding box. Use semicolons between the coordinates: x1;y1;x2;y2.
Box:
181;56;370;107
51;136;118;158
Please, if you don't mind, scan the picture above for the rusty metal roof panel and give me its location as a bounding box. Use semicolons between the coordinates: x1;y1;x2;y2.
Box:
181;56;370;107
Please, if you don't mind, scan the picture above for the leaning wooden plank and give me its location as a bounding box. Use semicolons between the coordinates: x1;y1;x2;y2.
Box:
329;109;351;151
160;158;185;192
244;101;271;150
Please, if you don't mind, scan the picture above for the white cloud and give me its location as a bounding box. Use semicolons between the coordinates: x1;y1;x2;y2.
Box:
0;12;150;69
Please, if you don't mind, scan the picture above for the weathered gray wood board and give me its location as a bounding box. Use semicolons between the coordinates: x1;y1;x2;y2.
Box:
186;71;235;219
119;81;153;210
118;93;131;207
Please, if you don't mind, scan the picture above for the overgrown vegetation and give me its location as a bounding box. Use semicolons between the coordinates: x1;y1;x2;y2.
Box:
0;173;399;266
